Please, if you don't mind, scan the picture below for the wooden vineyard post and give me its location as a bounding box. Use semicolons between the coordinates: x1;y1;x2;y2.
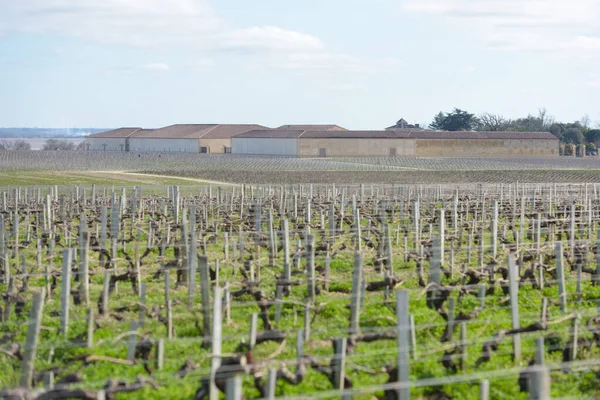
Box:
480;380;489;400
139;283;147;326
570;203;576;260
199;255;211;347
459;322;467;373
386;223;394;273
349;252;363;335
188;210;197;309
13;210;19;261
265;368;277;400
249;313;258;349
477;284;486;308
519;197;525;254
508;253;521;361
20;288;46;388
43;371;54;389
555;242;567;313
353;198;362;251
535;337;544;366
431;236;442;285
491;201;498;260
225;376;242;400
595;228;600;286
324;256;331;292
442;297;454;343
0;215;4;264
333;338;350;400
167;300;173;339
283;219;291;286
79;216;90;306
439;209;445;267
224;284;231;325
329;203;336;245
304;306;311;342
126;321;138;361
156;339;165;370
86;308;94;348
267;210;275;267
210;287;223;400
60;249;72;339
409;314;417;360
306;234;315;302
102;270;110;316
414;200;420;258
396;289;410;400
180;209;189;286
529;338;550;400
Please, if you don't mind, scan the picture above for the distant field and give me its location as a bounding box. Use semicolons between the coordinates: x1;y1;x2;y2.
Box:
2;151;600;185
0;171;216;187
149;169;600;184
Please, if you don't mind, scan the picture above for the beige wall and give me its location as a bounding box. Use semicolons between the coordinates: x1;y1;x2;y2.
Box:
85;138;127;151
199;138;232;154
415;139;558;157
298;138;416;157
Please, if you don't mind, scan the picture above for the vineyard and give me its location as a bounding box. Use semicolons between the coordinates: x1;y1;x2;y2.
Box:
0;181;600;399
2;151;600;184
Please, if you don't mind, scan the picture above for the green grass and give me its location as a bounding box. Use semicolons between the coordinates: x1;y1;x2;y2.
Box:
0;171;209;187
1;203;599;399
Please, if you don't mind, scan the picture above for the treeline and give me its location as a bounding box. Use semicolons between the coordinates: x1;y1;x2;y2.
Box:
0;139;85;151
429;108;599;151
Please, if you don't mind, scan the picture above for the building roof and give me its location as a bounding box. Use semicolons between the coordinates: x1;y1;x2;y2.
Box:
234;129;558;140
408;131;558;140
300;130;413;139
234;130;306;139
132;124;268;139
202;124;269;139
86;127;143;138
385;118;422;130
277;124;347;131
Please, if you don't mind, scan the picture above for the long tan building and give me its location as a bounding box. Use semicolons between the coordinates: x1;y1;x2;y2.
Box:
232;130;559;157
86;124;267;153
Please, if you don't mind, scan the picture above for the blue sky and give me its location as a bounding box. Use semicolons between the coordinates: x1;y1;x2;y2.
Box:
1;0;599;129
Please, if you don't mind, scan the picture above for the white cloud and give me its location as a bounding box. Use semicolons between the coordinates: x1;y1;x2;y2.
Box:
219;26;325;53
403;0;600;59
462;65;476;73
0;1;330;57
0;1;403;78
143;63;170;71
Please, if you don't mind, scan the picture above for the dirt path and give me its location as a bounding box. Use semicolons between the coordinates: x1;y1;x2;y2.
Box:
82;171;239;186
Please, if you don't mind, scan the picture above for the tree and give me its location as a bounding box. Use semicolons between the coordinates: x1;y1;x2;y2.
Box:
429;112;446;130
508;109;554;132
585;129;600;145
42;139;76;151
0;139;31;151
429;108;479;131
580;114;591;130
476;113;512;131
561;127;585;144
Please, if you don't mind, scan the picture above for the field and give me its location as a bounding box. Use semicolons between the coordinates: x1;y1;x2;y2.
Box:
3;151;600;184
1;152;600;399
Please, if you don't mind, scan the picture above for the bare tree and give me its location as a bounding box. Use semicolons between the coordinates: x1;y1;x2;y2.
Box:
538;108;554;129
477;113;512;131
579;114;591;129
0;139;32;151
42;139;76;151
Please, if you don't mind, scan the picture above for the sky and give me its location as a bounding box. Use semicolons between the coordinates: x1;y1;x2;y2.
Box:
0;0;599;130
